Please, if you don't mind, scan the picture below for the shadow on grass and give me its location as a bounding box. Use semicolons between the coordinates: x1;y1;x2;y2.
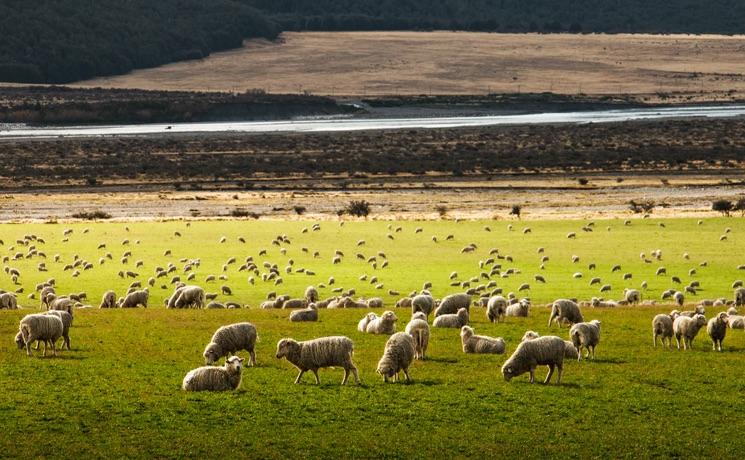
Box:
423;356;459;364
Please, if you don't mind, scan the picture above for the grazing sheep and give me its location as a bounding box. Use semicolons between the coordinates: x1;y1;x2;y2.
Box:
673;314;707;350
520;330;577;359
365;311;398;335
505;299;530;317
358;312;378;332
460;326;505;354
501;336;566;384
203;322;258;366
548;299;584;327
289;304;318;322
707;312;728;352
411;294;435;317
182;356;244;391
735;288;745;307
673;291;685;307
304;286;319;303
624;289;641;305
434;293;471;316
16;314;64;357
433;308;469;328
99;290;116;309
172;285;206;309
275;336;360;385
376;332;417;383
404;312;430;360
49;296;75;315
44;310;72;350
569;320;601;361
0;292;18;310
652;314;675;348
118;289;149;308
485;295;509;323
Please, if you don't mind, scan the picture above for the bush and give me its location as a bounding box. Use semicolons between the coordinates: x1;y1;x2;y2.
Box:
343;200;371;217
712;199;733;216
577;178;590;186
71;210;111;220
629;200;655;214
294;206;307;215
734;198;745;216
509;204;522;219
436;205;448;217
230;208;260;219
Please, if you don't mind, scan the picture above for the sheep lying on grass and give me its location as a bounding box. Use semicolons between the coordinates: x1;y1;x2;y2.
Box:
404;312;430;360
707;312;728;352
289;304;318;322
358;312;377;332
16;314;64;357
460;326;505;354
182;356;244;391
377;332;416;383
433;308;469;328
502;336;566;384
365;311;398;335
505;299;530;317
569;320;601;361
548;299;584;327
673;314;707;350
276;336;360;385
203;322;257;366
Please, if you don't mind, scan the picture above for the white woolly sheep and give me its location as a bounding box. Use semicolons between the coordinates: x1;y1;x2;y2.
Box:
275;336;360;385
283;298;308;309
569;320;601;361
304;286;318;303
521;330;578;360
624;289;641;305
0;292;18;310
376;332;417;383
652;313;675;348
118;289;149;308
289;304;318;322
735;288;745;307
99;290;116;309
707;312;728;352
502;336;566;384
411;294;435;317
173;285;206;309
460;326;505;354
367;298;384;308
16;314;64;357
44;310;72;350
486;295;508;323
432;308;469;328
203;322;257;366
404;312;430;360
182;356;244;391
548;299;584;327
673;314;707;350
505;299;530;317
434;293;471;316
365;311;398;335
358;312;378;332
591;297;618;308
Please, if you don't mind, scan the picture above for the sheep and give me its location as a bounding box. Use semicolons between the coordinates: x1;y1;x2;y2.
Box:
367;298;384;309
673;314;707;350
203;322;257;366
624;289;641;305
16;314;64;357
118;289;149;308
505;299;530;317
652;314;675;348
432;308;469;328
44;310;72;350
275;336;360;385
501;336;566;384
172;285;206;309
289;304;318;322
591;297;618;308
673;291;685;307
376;332;417;383
365;311;398;335
304;286;319;303
0;292;18;310
411;294;435;317
404;312;430;360
182;356;244;391
460;326;505;354
99;290;116;309
735;288;745;307
707;312;728;352
358;312;378;332
548;299;584;327
434;293;471;316
283;298;308;309
520;330;577;359
486;295;508;323
49;296;75;316
569;320;601;361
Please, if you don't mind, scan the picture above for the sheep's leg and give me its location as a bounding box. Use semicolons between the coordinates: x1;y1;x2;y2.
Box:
675;335;681;350
311;369;320;384
403;368;411;383
653;333;657;348
544;364;555;384
556;364;563;384
349;365;360;384
65;335;70;350
25;341;32;357
294;370;305;384
529;367;535;383
249;349;256;367
591;346;595;360
50;340;56;357
341;368;350;385
34;340;40;351
42;340;48;357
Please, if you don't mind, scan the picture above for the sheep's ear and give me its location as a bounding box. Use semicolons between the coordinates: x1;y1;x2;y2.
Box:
238;357;245;363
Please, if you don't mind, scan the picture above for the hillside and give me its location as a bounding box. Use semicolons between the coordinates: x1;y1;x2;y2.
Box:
0;0;278;84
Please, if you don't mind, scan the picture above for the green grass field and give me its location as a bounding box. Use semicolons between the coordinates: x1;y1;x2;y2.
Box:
1;217;745;458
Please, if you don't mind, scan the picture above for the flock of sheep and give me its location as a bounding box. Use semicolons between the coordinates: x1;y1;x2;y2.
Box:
2;221;745;390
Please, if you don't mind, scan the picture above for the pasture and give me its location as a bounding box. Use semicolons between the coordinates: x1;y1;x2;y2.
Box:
1;217;745;458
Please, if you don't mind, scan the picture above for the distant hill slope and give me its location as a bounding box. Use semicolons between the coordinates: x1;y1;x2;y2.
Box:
0;0;278;84
245;0;745;34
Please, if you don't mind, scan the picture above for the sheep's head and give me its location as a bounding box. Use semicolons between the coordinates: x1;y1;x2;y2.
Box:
591;320;602;329
669;310;680;319
276;338;298;359
521;330;540;342
382;311;397;323
225;356;244;372
14;331;24;349
695;305;705;315
411;311;426;322
693;314;707;327
501;364;515;382
460;326;473;339
376;363;395;380
719;312;729;324
203;343;221;365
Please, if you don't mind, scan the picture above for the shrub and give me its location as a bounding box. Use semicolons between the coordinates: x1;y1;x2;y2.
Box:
71;210;111;220
294;206;307;215
436;205;448;217
343;200;371;218
629;200;655;214
577;178;589;186
734;198;745;217
509;205;522;219
230;208;260;219
712;199;733;216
